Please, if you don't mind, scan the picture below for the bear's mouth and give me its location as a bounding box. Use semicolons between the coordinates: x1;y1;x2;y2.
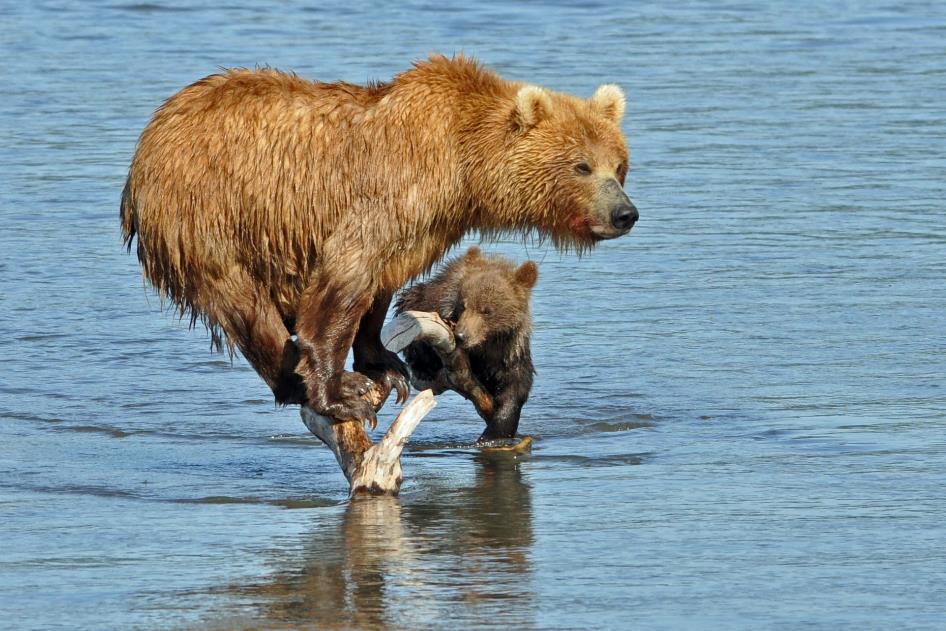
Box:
589;222;629;240
571;215;625;241
568;215;596;239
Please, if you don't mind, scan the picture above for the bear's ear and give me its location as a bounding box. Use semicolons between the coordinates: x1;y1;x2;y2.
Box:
514;261;538;288
590;84;626;125
464;246;482;261
513;85;553;130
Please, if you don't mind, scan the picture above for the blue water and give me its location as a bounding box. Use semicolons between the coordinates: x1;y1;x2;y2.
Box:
2;1;945;629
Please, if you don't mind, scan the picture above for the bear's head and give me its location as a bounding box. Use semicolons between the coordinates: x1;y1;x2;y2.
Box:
449;248;538;350
483;83;637;249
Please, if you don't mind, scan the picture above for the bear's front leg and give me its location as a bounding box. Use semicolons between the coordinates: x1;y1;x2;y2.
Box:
294;266;380;427
353;291;411;408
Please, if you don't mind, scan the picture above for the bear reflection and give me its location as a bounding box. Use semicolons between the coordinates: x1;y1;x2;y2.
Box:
235;453;534;629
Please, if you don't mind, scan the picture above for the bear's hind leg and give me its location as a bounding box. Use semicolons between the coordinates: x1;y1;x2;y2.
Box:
204;268;306;405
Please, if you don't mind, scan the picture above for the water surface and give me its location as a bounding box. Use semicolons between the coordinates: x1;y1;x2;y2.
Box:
2;1;945;629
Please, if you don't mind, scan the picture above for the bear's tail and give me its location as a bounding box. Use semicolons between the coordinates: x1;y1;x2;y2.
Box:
119;176;137;253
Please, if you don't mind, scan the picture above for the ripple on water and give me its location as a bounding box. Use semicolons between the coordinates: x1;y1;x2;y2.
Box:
580;419;656;433
531;452;650;468
172;496;342;509
2;1;946;629
53;424;130;439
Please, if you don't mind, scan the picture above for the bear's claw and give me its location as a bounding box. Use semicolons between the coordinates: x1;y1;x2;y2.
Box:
325;371;379;428
317;395;378;430
360;351;412;407
335;371;373;400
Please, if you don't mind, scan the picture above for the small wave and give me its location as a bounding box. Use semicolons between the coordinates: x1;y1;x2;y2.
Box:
4;482;141;499
173;495;340;509
266;434;324;447
582;420;655;433
0;411;63;424
54;424;130;438
111;2;193;12
15;333;61;342
531;452;649;468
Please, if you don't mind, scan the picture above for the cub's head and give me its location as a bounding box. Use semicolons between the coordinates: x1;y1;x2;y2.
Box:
501;83;637;248
448;248;538;349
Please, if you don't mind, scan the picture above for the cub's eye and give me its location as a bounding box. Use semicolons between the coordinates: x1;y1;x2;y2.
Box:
482;308;493;317
574;162;592;176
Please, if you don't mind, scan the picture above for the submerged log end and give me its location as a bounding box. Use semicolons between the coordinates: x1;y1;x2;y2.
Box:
301;389;438;497
302;311;451;496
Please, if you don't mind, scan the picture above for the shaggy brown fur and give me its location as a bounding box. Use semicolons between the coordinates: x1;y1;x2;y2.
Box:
395;247;538;440
121;54;636;424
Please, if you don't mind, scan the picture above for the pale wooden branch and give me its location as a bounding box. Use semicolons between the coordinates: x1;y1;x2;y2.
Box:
301;391;436;496
300;310;452;496
380;310;455;355
387;310;495;420
349;390;436;494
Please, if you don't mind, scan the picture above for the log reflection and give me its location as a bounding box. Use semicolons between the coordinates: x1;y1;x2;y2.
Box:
231;452;534;629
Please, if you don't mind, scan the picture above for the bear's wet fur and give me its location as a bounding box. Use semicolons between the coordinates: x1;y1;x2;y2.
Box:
121;55;633;425
395;247;537;440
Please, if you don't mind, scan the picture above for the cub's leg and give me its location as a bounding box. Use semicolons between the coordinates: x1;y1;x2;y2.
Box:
478;388;525;440
442;350;495;423
478;372;533;441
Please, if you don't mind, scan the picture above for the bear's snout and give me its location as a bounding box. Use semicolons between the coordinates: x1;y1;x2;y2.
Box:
611;200;638;231
590;178;637;238
454;326;482;349
454;315;485;349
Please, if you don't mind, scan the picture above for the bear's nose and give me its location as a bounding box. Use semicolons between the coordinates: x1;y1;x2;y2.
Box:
454;330;466;344
611;202;639;231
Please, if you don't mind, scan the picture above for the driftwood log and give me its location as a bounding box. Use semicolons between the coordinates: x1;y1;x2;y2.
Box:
301;389;435;496
301;311;460;496
384;310;496;419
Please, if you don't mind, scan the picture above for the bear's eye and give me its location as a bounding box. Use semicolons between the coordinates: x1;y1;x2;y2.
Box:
574;162;592;176
482;307;493;317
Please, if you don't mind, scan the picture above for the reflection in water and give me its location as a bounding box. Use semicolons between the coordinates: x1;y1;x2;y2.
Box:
226;453;534;629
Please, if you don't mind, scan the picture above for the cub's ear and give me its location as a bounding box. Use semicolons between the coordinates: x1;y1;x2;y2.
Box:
590;84;626;124
514;261;538;288
513;85;553;130
464;246;482;261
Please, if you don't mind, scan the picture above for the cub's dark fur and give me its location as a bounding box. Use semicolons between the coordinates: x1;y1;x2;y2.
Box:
395;247;537;440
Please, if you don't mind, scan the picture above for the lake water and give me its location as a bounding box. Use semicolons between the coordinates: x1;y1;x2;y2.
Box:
2;1;945;629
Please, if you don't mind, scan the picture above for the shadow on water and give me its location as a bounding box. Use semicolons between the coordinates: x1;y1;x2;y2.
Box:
214;452;535;629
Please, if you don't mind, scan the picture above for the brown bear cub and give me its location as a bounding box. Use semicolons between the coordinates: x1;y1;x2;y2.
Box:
395;247;538;441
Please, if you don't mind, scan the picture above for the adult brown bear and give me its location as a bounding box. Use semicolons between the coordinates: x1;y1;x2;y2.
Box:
121;55;637;426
